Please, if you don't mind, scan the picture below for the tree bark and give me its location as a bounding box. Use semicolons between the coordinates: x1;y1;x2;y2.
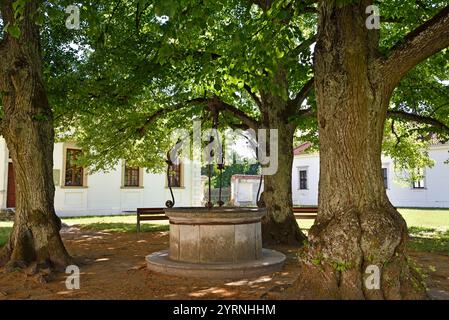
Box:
259;68;307;246
0;0;71;270
293;0;426;299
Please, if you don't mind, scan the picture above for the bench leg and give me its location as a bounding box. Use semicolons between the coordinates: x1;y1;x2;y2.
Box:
137;217;140;233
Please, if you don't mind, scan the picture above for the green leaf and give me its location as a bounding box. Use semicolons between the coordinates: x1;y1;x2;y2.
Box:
8;25;21;39
12;0;26;19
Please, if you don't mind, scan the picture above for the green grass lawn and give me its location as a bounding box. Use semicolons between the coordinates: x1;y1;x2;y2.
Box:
398;208;449;231
408;227;449;253
0;215;169;246
62;214;164;226
61;214;169;233
0;208;448;252
296;208;449;233
0;226;11;247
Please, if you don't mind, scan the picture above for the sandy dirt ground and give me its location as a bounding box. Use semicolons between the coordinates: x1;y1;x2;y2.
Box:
0;227;448;300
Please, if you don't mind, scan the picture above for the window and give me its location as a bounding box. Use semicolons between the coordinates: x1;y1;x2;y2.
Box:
124;166;140;187
299;168;308;190
168;162;182;188
65;149;84;186
382;168;388;189
412;169;425;189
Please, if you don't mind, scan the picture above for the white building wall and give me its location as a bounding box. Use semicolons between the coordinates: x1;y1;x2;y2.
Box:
385;145;449;208
1;139;199;216
232;144;449;208
292;154;320;206
291;145;449;208
3;136;448;214
0;137;9;209
230;176;263;207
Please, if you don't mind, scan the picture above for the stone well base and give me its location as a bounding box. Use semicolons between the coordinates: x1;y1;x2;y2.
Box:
146;249;286;279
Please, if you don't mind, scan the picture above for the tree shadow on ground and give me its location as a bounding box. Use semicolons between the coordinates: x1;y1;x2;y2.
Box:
408;227;449;253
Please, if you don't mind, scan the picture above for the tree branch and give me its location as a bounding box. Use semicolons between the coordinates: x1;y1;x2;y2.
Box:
297;107;316;118
415;0;429;12
387;110;449;133
137;98;207;136
104;0;123;36
390;119;401;147
219;100;260;130
137;96;260;137
222;113;250;130
291;35;316;56
243;84;262;109
288;77;315;114
382;4;449;88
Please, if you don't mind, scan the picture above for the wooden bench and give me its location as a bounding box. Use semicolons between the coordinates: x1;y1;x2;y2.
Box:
293;207;318;220
136;206;318;232
136;207;168;232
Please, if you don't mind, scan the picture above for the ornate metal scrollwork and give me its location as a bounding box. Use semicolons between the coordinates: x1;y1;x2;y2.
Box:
165;152;175;208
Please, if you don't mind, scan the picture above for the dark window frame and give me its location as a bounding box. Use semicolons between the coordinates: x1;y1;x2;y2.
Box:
412;168;426;189
168;162;182;188
299;169;308;190
124;165;140;187
65;148;84;187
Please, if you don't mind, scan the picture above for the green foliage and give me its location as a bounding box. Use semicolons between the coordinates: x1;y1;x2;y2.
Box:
383;120;436;184
379;1;449;171
13;0;447;176
2;0;28;39
6;24;21;38
389;49;449;146
12;0;27;18
202;158;260;188
311;257;322;266
330;260;353;272
46;0;316;172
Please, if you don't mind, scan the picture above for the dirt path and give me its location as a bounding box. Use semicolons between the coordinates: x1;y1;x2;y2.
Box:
0;228;447;300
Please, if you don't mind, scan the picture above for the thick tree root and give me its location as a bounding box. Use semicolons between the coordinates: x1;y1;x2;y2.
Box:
288;205;427;300
262;213;307;246
290;253;427;300
0;223;72;276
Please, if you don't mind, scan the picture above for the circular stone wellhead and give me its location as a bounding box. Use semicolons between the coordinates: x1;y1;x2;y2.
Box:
146;207;286;279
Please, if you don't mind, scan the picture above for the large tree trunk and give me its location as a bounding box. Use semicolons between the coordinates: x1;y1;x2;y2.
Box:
259;69;306;246
0;1;71;271
293;1;426;299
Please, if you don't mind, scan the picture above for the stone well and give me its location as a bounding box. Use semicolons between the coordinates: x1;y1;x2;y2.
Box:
146;207;286;279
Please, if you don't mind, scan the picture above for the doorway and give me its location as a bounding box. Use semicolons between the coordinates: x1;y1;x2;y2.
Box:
7;162;15;208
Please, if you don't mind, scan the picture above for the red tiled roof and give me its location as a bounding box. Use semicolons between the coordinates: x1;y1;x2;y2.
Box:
293;142;312;155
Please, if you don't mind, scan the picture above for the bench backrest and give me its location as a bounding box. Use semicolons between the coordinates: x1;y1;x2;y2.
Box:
137;208;165;215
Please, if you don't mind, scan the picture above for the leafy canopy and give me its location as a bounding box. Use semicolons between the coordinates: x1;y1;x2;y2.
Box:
2;0;446;175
